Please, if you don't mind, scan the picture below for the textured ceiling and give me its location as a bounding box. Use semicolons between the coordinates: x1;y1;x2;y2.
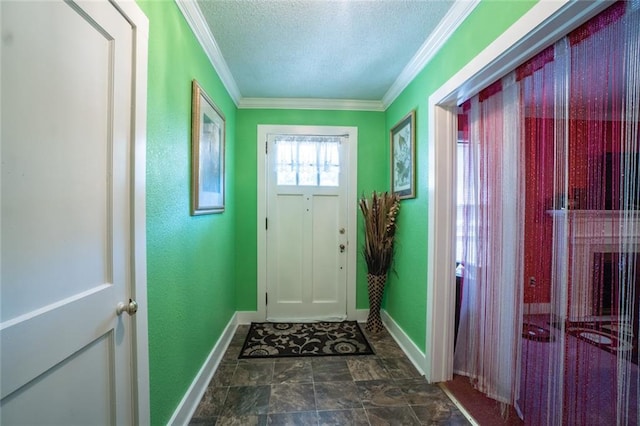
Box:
195;0;458;101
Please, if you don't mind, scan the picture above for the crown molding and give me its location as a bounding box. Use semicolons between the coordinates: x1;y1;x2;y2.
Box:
176;0;479;111
238;97;385;112
381;0;480;108
175;0;241;105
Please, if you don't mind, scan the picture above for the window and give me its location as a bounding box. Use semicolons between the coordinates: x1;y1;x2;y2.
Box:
274;135;341;186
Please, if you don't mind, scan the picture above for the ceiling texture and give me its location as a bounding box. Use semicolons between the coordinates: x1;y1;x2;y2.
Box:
176;0;479;110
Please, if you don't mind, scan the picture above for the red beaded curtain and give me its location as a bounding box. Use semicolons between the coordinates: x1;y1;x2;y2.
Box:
455;2;639;423
516;42;560;424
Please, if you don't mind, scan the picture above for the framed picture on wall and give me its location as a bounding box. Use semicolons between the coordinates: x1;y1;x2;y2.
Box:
191;79;225;215
390;110;416;199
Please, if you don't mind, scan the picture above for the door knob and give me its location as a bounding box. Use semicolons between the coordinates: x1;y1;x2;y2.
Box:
117;298;138;316
339;244;346;253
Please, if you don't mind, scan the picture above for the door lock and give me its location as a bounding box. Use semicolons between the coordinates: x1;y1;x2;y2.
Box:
117;298;138;316
339;244;346;253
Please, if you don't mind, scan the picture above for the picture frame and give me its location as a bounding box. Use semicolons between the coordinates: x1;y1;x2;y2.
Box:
191;79;225;215
390;110;416;199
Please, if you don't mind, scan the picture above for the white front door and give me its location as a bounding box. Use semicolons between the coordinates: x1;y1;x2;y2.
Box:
266;131;350;321
1;1;146;423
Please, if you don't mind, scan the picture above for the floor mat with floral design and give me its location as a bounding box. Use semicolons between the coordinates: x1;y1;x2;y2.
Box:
238;321;374;359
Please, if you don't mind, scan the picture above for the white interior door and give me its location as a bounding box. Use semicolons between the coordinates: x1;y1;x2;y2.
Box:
266;133;349;321
1;1;142;423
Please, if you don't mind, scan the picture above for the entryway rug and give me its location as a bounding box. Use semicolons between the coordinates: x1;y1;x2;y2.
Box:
239;321;374;359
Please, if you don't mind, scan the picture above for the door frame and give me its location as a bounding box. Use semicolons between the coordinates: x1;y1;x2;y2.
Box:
110;1;150;422
424;0;610;383
257;125;358;321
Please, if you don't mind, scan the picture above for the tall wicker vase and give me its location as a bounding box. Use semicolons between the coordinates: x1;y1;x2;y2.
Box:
366;273;387;333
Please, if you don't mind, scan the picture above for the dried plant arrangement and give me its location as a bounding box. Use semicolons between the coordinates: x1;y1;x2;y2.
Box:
359;191;400;276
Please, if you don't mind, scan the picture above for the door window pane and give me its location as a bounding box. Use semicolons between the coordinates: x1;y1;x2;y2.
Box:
275;136;341;186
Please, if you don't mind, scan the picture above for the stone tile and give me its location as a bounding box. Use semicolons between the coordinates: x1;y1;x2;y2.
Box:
361;327;393;343
268;383;315;413
312;359;353;382
274;356;311;363
191;386;228;419
272;360;313;384
188;417;216;425
366;406;421;426
221;385;270;416
239;357;278;364
265;411;319;425
347;357;390;381
381;357;421;379
397;378;446;405
372;340;408;359
314;381;362;410
357;380;407;408
317;408;370;425
411;403;470;425
447;411;472;425
190;326;472;426
216;414;267;426
212;364;237;387
222;345;243;363
230;362;274;386
233;325;250;338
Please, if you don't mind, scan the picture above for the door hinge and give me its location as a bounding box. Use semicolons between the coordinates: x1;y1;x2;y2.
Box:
265;141;268;154
265;292;268;305
265;217;268;230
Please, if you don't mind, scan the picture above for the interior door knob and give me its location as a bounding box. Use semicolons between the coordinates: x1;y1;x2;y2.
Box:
117;298;138;316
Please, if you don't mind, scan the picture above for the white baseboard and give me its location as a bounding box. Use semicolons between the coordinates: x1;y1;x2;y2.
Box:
168;313;239;426
353;309;369;323
236;311;264;324
236;309;370;324
381;310;427;377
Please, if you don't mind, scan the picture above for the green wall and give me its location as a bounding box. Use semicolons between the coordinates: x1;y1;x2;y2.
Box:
235;109;386;311
137;1;237;424
135;0;540;422
384;0;538;349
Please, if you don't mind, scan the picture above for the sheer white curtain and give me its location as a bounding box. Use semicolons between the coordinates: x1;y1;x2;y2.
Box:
273;135;342;187
454;72;524;406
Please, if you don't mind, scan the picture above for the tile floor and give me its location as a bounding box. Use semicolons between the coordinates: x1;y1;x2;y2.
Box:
189;324;469;425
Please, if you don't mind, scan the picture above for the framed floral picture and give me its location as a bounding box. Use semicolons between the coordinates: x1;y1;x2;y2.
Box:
390;110;415;199
191;80;225;215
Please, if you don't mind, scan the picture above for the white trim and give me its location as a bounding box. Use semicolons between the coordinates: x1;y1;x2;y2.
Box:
425;0;611;383
256;125;358;322
112;1;151;423
238;310;369;324
381;0;480;108
381;310;426;377
354;309;370;324
175;0;479;111
174;0;241;105
438;383;480;426
425;105;457;383
168;314;238;426
235;311;264;324
239;97;384;112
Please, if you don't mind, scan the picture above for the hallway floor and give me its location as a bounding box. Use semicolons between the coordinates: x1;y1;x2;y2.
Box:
189;324;470;425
